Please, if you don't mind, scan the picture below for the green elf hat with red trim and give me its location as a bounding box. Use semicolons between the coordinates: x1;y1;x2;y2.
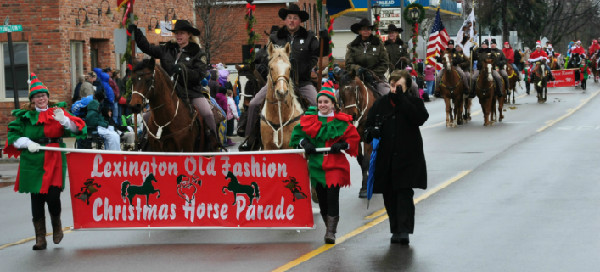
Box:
28;73;50;100
316;81;336;103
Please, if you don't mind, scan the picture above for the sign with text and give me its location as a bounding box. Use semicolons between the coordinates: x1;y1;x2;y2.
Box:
0;25;23;33
67;152;314;229
548;69;583;88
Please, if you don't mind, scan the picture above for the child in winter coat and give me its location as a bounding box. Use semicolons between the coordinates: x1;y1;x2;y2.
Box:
290;83;360;245
424;64;436;96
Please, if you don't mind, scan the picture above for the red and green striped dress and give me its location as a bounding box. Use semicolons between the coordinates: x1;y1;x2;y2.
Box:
5;102;87;194
290;107;360;188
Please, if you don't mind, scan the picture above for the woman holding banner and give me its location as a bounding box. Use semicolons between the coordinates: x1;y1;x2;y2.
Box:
5;73;86;250
290;83;360;244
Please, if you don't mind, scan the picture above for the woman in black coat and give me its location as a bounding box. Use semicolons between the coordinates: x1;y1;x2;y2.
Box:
365;69;429;245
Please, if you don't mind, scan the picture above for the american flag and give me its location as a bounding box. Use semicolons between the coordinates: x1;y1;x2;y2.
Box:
426;9;450;70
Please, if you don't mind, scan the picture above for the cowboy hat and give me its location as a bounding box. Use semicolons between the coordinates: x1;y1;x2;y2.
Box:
278;4;309;22
350;18;373;34
167;20;200;36
384;24;403;33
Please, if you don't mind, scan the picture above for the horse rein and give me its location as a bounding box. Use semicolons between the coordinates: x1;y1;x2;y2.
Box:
263;73;301;149
342;83;369;127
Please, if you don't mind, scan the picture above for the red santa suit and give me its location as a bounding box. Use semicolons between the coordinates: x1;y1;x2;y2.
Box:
588;42;600;56
528;49;548;63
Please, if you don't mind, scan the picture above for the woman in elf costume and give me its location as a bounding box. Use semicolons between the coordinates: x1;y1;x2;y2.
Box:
4;73;86;250
290;84;360;244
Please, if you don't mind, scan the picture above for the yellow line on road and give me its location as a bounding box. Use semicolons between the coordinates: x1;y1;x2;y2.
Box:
0;228;72;251
273;170;472;272
536;90;599;133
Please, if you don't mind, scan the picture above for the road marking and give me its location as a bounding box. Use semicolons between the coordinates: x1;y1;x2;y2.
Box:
0;227;72;250
273;170;472;272
537;90;599;133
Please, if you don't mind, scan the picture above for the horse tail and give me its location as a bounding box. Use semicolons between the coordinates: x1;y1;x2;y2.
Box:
251;182;260;199
121;181;130;201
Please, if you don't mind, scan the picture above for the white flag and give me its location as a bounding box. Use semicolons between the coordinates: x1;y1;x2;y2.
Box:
456;9;475;58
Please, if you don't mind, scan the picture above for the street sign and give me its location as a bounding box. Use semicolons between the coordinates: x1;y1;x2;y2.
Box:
0;25;23;33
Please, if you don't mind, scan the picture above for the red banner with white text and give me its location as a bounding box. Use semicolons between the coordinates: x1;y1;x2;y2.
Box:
67;152;314;229
548;69;582;88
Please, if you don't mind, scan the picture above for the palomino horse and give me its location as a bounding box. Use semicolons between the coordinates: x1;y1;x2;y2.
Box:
260;43;304;149
130;59;206;152
532;59;550;103
504;64;519;104
337;69;375;197
475;58;498;126
438;50;466;127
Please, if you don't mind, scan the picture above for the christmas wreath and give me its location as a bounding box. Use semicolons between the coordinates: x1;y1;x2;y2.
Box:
403;3;425;25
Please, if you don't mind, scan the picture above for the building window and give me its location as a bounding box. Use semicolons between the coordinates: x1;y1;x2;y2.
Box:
70;41;84;96
1;42;29;99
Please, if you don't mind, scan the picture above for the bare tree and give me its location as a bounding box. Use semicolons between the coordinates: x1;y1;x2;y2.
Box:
195;0;241;64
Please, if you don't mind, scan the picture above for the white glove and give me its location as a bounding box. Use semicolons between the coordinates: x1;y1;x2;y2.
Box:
27;142;41;153
53;108;70;126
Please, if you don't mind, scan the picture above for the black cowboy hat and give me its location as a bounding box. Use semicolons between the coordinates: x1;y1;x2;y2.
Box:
350;18;374;34
167;20;200;36
491;38;497;45
384;24;403;33
278;4;309;22
448;40;455;45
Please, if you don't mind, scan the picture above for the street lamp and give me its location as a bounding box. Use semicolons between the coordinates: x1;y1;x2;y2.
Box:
76;8;91;27
149;17;161;34
166;8;177;26
410;7;420;21
98;0;113;21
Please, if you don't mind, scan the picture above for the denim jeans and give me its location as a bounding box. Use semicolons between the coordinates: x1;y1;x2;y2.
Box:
426;80;435;95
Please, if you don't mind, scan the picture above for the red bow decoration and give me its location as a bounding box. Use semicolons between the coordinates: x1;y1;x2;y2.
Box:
246;3;256;11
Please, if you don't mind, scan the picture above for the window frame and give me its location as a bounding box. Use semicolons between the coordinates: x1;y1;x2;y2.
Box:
0;42;30;101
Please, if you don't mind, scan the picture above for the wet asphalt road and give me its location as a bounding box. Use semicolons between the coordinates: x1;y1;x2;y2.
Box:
1;83;599;272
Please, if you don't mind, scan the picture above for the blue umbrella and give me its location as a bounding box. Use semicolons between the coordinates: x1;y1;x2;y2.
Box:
366;138;379;209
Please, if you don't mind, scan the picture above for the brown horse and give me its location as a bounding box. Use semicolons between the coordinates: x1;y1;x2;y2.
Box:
438;50;466;127
130;59;205;152
260;43;304;150
532;59;550;104
337;69;375;197
590;52;599;83
504;64;518;104
475;58;498;126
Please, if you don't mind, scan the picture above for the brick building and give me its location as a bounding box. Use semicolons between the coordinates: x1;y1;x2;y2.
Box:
0;0;319;141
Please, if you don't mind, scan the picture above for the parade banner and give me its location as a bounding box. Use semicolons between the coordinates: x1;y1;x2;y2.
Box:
66;151;314;229
548;69;580;88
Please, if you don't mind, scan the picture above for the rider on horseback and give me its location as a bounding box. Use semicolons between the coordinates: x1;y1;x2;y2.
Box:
528;41;555;82
502;42;520;80
239;4;327;151
434;40;470;97
489;39;511;93
588;40;600;69
471;40;504;98
345;18;391;97
384;24;409;71
128;20;217;138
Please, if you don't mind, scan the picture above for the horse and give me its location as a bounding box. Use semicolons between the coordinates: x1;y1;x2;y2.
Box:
337;69;376;197
504;64;518;104
532;59;550;103
260;43;304;150
235;53;267;137
550;55;561;70
222;171;259;205
130;59;208;152
567;53;583;87
395;57;411;71
438;50;466;127
590;52;599;83
121;173;161;207
475;58;498;126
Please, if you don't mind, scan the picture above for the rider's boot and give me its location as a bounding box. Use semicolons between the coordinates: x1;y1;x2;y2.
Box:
496;83;503;98
469;81;476;98
50;215;63;244
32;218;47;250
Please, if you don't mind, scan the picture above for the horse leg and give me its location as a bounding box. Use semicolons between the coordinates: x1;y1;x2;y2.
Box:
445;98;452;127
498;93;504;122
155;189;161;198
456;95;464;125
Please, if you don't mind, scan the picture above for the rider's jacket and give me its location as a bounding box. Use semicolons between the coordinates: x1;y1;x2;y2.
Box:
490;48;507;69
269;26;319;86
133;29;208;99
435;48;466;68
384;38;409;71
529;49;548;63
571;46;586;57
473;47;492;70
588;44;600;56
345;35;390;80
455;51;471;71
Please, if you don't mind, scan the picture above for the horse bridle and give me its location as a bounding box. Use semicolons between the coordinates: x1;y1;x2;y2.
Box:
131;70;156;102
341;81;369;127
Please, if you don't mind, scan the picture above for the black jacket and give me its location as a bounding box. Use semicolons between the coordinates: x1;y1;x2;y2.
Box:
365;92;429;192
270;26;319;85
385;38;409;71
133;29;208;99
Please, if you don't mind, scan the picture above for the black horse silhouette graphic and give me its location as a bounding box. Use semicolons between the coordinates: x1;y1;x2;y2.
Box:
74;178;102;205
176;174;202;204
282;177;307;202
222;171;260;206
121;173;161;206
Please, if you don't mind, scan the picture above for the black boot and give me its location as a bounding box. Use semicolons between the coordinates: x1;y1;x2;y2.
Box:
32;218;47;250
324;216;339;244
391;233;410;245
469;81;476;98
50;215;64;244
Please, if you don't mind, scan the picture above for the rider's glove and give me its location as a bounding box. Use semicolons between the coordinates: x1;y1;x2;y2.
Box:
172;63;184;77
329;142;349;154
299;139;316;156
127;24;138;34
